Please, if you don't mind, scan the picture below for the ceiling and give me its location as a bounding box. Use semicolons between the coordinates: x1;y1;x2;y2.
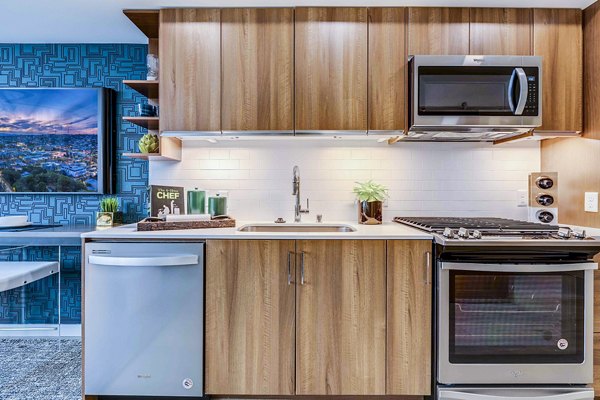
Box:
0;0;596;43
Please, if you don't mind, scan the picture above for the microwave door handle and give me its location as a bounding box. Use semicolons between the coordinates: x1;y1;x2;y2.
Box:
508;69;517;113
514;67;528;115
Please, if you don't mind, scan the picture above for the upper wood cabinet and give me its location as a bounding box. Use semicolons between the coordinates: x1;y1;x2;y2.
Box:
205;240;296;395
407;7;470;55
159;8;221;132
470;8;532;55
534;8;583;132
387;240;432;395
368;8;407;132
295;8;368;131
295;240;386;395
221;8;294;132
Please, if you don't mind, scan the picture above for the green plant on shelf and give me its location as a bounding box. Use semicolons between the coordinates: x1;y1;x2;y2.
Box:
139;133;160;154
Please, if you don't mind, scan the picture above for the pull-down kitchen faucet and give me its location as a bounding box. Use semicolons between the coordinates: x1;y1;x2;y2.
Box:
292;165;309;222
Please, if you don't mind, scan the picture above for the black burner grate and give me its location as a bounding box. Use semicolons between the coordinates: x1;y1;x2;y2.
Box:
394;217;560;234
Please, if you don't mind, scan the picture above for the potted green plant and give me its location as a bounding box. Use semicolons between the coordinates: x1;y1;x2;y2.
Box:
353;180;389;225
96;197;122;227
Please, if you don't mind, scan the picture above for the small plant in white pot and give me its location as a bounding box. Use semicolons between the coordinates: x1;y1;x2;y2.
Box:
353;180;389;225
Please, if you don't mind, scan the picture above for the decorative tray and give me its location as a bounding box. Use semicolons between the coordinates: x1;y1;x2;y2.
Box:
137;216;236;231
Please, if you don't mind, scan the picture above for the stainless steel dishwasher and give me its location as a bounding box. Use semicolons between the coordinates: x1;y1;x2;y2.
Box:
84;242;204;397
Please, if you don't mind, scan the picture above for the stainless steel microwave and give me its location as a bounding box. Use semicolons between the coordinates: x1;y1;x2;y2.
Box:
407;55;542;141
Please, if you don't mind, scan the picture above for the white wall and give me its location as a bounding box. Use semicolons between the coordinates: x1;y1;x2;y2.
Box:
149;140;540;222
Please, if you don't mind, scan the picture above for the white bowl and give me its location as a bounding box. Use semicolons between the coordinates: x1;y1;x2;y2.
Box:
0;216;29;227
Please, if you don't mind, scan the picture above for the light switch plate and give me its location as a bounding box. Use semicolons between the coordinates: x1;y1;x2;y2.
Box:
585;192;599;213
517;189;528;207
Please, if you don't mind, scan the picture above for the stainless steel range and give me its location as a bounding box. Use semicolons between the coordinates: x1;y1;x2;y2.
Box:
394;217;600;400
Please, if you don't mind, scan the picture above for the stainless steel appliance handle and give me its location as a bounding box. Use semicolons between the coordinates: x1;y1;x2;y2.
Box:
514;67;528;115
88;255;199;267
508;69;517;113
439;390;594;400
300;251;305;285
441;262;597;273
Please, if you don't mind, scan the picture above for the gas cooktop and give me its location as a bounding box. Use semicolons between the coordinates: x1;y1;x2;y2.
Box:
394;217;596;247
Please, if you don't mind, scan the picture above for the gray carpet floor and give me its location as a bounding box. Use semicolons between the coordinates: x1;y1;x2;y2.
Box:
0;337;81;400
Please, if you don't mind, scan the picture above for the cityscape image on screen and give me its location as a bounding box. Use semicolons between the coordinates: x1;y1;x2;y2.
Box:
0;88;100;193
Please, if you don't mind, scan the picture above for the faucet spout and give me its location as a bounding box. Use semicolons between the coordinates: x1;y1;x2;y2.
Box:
292;165;309;222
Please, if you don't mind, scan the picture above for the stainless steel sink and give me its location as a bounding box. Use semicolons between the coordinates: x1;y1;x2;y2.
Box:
237;224;357;233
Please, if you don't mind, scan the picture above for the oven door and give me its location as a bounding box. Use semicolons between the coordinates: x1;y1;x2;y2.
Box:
438;262;596;385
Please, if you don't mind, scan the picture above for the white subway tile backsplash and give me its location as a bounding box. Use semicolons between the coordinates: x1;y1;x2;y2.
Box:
150;140;540;221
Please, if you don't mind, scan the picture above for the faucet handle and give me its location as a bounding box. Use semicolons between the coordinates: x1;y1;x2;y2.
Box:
301;198;310;214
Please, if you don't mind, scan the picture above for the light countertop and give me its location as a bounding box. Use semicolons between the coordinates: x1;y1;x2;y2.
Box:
81;221;433;241
0;224;95;246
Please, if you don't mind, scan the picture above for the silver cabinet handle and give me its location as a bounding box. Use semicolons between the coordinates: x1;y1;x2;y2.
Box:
425;251;432;285
300;251;305;285
287;251;292;285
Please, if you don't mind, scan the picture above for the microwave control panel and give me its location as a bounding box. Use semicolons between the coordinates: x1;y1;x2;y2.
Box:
522;68;539;116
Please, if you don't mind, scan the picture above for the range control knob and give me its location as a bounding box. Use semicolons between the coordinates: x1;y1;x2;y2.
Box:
557;227;572;239
457;227;470;239
536;176;554;190
536;194;554;207
472;230;483;239
536;210;555;224
443;227;454;238
572;230;587;240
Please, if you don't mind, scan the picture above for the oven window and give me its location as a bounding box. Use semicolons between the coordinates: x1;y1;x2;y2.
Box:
449;271;584;364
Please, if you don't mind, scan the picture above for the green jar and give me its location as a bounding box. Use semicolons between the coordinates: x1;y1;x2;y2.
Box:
187;189;206;214
208;193;228;217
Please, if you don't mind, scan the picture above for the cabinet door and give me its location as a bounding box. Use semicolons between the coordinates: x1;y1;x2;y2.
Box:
470;8;532;55
205;240;296;395
387;240;432;395
534;9;583;132
595;334;600;393
296;240;386;395
368;8;407;132
221;8;294;131
295;8;368;131
159;9;221;132
407;7;470;55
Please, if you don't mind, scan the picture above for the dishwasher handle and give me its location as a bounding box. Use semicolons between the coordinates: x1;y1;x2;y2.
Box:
88;254;199;267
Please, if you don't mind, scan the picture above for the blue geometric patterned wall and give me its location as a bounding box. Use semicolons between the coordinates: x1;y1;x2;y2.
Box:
0;44;151;326
0;44;150;224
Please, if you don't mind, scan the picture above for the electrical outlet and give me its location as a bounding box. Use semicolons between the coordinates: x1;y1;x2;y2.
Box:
516;189;528;207
585;192;599;213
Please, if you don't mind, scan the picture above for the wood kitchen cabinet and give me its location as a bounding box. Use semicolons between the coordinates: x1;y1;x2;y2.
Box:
295;240;386;395
205;240;296;395
295;8;368;131
205;239;431;396
368;8;407;132
407;7;470;55
533;8;583;132
221;8;294;132
595;334;600;393
470;8;532;55
387;240;432;395
159;8;221;132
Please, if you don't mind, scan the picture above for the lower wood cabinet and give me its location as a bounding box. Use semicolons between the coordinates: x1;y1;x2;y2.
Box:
205;240;296;395
295;240;386;395
205;239;432;396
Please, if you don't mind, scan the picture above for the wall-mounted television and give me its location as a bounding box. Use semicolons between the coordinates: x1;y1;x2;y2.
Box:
0;88;115;194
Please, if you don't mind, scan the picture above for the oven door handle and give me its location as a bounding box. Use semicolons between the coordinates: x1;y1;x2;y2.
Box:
439;389;594;400
441;262;597;273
